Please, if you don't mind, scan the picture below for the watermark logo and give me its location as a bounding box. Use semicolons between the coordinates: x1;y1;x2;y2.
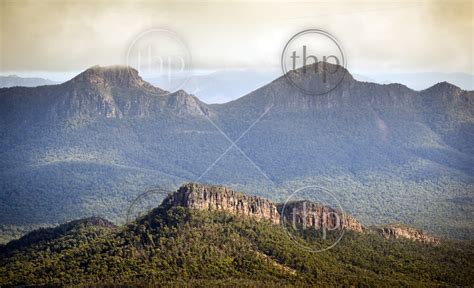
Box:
280;186;346;252
281;29;346;95
126;28;192;94
125;187;170;226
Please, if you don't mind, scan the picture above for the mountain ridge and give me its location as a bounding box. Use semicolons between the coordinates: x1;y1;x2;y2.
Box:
3;64;469;104
0;63;473;244
0;75;58;88
0;183;440;252
159;183;437;243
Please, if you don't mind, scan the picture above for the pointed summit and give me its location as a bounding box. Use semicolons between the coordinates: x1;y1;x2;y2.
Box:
424;81;461;93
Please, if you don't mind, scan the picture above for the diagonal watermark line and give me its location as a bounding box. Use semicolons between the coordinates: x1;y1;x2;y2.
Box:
205;104;274;146
195;143;235;182
196;104;274;182
234;104;274;143
231;143;274;184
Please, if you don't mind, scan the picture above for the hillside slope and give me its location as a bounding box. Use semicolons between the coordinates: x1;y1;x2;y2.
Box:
0;64;473;242
1;184;472;287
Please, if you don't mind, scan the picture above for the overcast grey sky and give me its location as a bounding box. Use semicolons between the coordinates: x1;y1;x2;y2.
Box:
1;0;473;75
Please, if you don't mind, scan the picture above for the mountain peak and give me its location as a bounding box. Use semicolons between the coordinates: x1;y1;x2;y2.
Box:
286;61;353;83
67;65;164;93
424;81;461;93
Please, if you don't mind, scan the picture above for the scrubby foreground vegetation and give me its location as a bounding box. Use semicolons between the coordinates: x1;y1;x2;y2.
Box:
1;205;472;287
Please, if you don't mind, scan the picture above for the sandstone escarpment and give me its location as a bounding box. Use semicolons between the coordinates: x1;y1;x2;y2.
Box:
373;224;439;244
163;183;280;224
278;201;365;233
162;183;438;244
163;183;364;231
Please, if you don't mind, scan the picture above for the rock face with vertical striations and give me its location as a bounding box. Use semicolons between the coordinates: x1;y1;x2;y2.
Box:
162;183;366;230
162;183;439;244
373;224;440;244
162;183;281;224
277;200;365;233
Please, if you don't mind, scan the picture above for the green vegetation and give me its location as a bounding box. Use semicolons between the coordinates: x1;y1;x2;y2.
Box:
1;206;472;287
0;69;473;244
0;113;473;243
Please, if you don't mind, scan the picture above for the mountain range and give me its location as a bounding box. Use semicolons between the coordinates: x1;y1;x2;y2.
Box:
0;75;58;88
357;72;474;91
1;183;471;287
0;64;473;244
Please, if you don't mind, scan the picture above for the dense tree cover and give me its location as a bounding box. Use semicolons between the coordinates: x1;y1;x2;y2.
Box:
0;113;473;243
1;70;473;245
1;206;472;287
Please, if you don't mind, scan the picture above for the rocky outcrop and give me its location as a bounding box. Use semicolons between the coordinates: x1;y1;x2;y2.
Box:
69;65;160;92
373;224;439;244
163;184;440;244
163;183;365;231
163;183;281;224
166;90;212;117
277;201;365;232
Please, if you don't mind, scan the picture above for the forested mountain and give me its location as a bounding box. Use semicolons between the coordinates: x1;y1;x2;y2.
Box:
1;184;472;287
0;64;473;243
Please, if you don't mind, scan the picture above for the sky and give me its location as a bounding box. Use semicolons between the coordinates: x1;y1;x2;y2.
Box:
1;0;473;79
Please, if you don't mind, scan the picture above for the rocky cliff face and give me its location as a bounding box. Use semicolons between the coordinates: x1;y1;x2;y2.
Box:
0;65;210;123
163;184;440;244
68;65;159;91
373;224;439;244
277;201;365;233
163;183;365;231
163;183;281;224
62;66;208;119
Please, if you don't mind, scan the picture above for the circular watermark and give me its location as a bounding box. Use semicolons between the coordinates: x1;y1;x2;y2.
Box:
280;186;346;253
126;28;192;95
281;29;346;96
125;187;171;226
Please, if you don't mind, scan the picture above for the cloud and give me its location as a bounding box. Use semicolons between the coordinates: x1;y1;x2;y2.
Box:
1;0;472;73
